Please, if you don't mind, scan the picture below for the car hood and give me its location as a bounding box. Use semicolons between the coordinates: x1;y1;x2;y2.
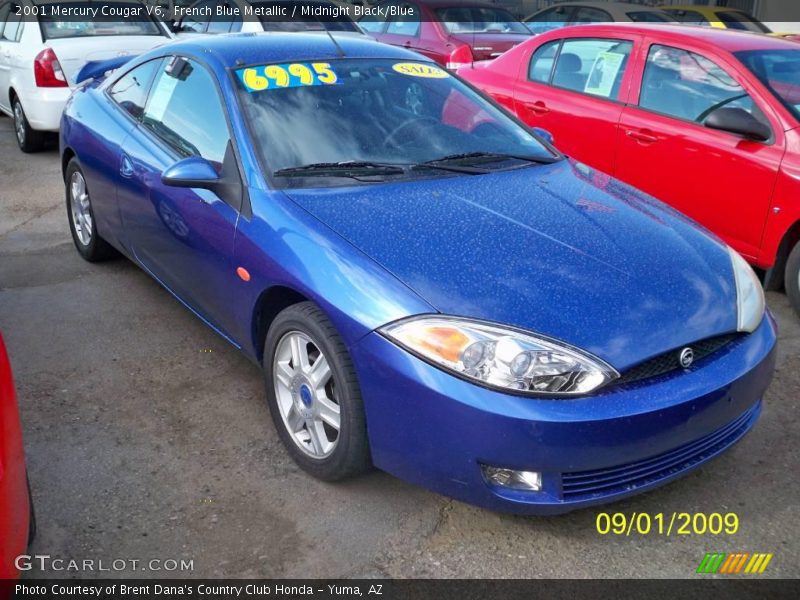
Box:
285;160;738;370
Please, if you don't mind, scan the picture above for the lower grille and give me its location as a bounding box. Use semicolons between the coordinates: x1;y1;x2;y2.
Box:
616;334;739;386
561;404;758;501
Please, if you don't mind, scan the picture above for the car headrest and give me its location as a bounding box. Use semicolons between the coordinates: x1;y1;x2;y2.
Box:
558;53;581;74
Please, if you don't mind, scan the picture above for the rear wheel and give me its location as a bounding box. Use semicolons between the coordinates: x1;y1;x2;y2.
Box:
65;158;117;262
12;96;45;153
263;302;370;481
785;242;800;318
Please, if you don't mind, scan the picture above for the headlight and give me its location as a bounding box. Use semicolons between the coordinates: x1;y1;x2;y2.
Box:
380;316;618;396
728;247;765;333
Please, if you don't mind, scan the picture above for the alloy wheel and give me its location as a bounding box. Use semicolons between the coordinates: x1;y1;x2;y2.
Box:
69;171;93;246
13;102;25;146
273;331;341;459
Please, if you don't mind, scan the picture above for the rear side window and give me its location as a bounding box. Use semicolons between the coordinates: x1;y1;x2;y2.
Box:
551;38;633;100
108;59;163;121
142;57;230;168
525;5;571;34
572;7;611;24
640;44;765;126
528;40;559;83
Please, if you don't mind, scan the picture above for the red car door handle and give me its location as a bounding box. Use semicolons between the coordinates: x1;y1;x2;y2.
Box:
529;101;550;114
626;130;659;144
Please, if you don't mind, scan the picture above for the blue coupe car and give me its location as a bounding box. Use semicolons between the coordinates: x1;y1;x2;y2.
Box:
60;33;776;514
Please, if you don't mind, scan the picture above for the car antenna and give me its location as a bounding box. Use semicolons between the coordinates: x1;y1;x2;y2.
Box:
324;28;346;58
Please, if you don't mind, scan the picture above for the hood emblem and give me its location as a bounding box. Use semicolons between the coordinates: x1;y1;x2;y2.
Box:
679;347;694;369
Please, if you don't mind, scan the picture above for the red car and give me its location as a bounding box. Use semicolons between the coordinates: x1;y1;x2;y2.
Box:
359;1;531;69
0;332;32;579
459;24;800;316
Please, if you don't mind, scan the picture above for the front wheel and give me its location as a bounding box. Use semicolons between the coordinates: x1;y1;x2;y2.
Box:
785;242;800;318
263;302;371;481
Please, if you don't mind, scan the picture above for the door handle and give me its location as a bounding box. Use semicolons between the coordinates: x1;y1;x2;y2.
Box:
403;41;412;48
528;101;550;115
120;155;134;178
626;129;659;144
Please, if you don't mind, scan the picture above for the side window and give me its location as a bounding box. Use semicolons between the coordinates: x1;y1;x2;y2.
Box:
386;4;420;36
108;59;163;120
640;44;765;126
359;2;389;33
181;0;214;33
525;6;571;34
2;2;21;41
551;38;633;100
142;57;230;168
0;3;10;39
528;40;560;83
572;7;611;24
668;10;711;26
207;0;240;34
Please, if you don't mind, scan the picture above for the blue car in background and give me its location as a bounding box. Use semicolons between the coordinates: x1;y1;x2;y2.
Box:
60;33;776;514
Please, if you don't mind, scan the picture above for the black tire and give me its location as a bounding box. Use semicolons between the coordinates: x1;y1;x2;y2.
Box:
263;302;371;481
26;473;36;546
12;96;45;153
65;158;117;262
785;242;800;318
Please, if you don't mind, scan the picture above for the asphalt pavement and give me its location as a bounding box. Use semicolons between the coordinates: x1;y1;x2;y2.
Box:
1;114;798;578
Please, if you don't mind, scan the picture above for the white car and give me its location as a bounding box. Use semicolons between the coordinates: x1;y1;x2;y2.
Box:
173;0;365;37
524;1;675;35
0;0;173;152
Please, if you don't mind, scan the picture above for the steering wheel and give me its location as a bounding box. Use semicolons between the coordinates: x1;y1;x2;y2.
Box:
384;116;439;149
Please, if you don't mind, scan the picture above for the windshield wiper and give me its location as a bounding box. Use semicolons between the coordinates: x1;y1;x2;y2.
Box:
422;151;558;168
273;161;406;178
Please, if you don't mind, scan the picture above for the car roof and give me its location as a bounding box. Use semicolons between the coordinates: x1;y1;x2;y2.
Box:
164;31;425;67
553;22;798;51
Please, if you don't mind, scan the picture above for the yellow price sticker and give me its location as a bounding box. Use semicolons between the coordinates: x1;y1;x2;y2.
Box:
237;62;339;92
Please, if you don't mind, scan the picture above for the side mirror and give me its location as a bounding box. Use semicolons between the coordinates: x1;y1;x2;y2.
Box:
533;127;555;146
161;157;220;189
705;107;771;142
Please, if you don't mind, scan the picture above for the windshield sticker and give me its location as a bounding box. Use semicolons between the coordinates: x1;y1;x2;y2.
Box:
392;63;449;79
584;51;625;98
237;62;339;92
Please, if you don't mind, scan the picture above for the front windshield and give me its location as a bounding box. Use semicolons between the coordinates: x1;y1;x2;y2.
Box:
736;49;800;120
435;7;530;34
40;3;163;39
236;59;556;187
718;11;771;33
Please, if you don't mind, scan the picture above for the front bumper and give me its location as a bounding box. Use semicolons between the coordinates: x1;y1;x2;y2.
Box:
351;313;777;514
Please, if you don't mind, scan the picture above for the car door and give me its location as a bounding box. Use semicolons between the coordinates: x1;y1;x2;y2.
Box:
117;56;242;340
0;1;22;114
512;33;640;175
615;41;784;261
